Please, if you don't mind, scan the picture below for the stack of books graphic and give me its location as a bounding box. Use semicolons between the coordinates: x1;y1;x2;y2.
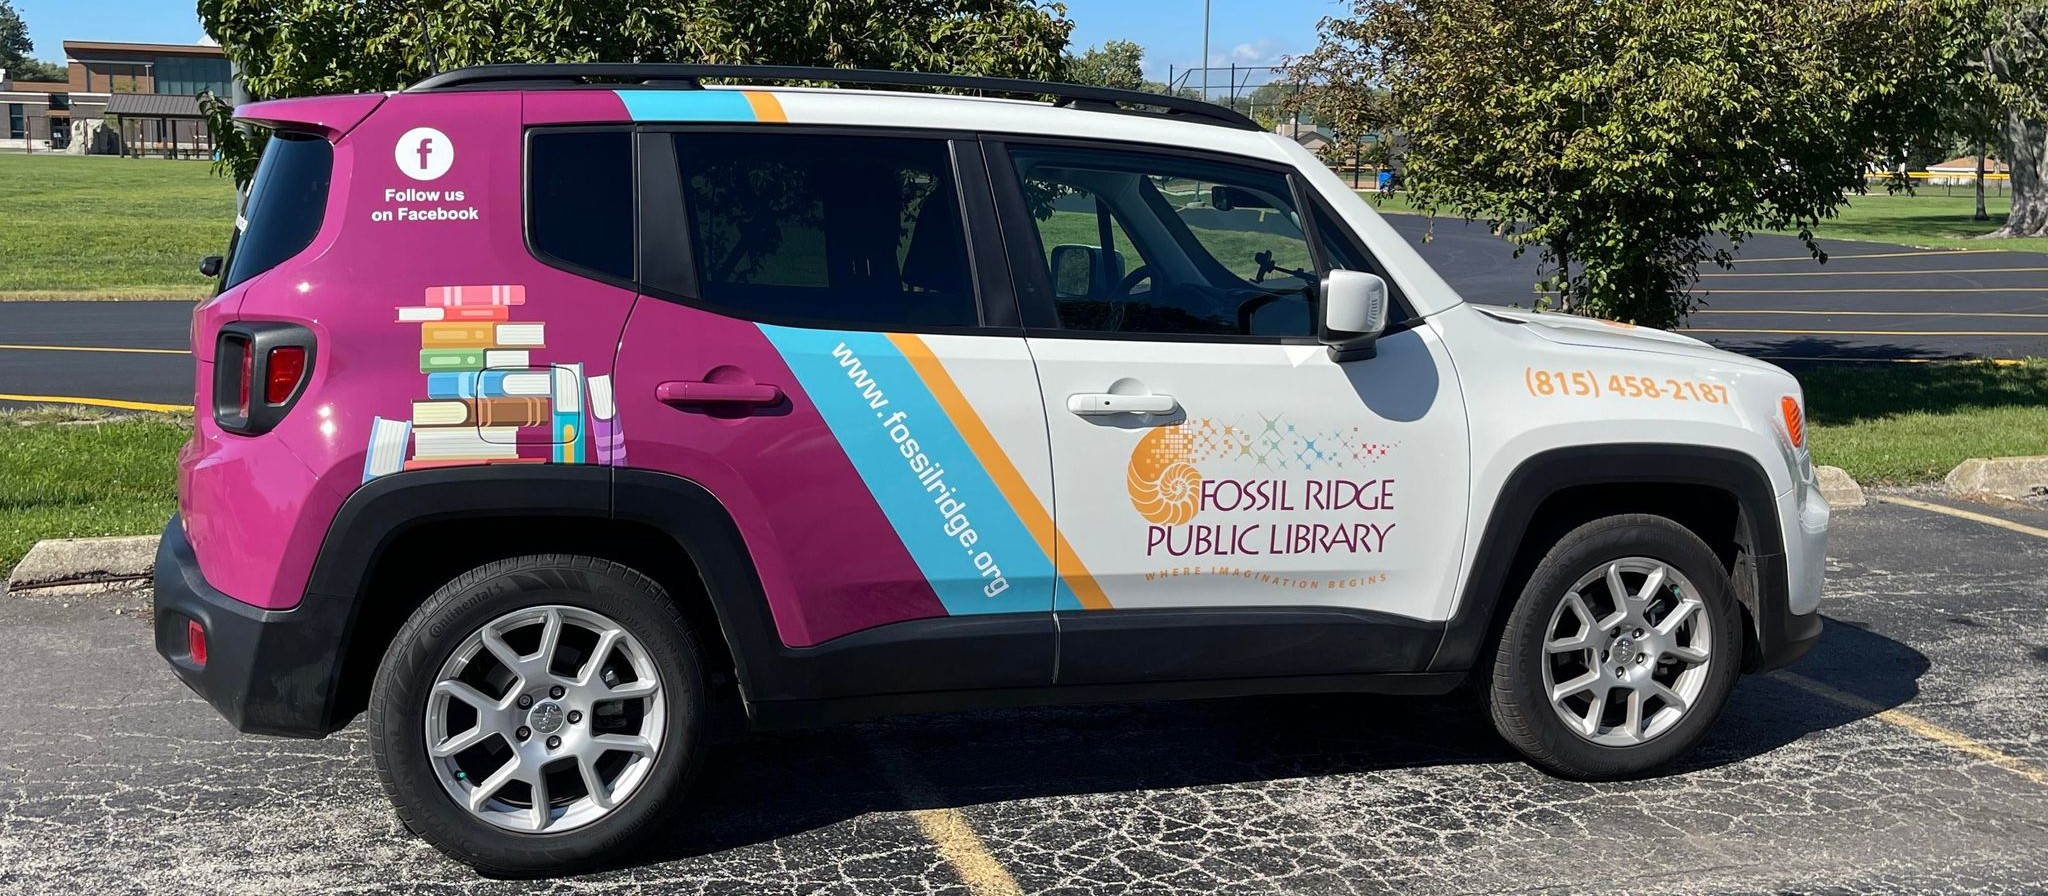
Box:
362;285;621;482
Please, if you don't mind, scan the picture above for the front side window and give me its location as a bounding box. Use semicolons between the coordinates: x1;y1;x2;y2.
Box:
527;130;635;281
669;132;977;329
1005;146;1319;338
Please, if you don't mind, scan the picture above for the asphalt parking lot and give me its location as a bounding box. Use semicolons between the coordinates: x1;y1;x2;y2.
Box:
2;490;2046;895
3;217;2044;413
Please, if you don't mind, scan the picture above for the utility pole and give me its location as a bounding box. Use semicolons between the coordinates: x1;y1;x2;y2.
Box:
1201;0;1211;100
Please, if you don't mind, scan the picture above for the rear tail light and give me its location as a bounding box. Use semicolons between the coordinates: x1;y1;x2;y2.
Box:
235;336;254;418
186;619;208;669
214;323;316;434
1780;395;1805;449
265;346;307;405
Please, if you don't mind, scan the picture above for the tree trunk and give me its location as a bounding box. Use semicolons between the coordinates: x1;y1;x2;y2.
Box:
1995;109;2048;238
1974;138;1989;222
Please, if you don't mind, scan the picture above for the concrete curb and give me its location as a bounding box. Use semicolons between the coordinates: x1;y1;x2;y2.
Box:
4;535;158;594
1944;456;2048;500
1816;465;1866;508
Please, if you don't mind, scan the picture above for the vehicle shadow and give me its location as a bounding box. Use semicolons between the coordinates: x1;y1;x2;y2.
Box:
616;613;1926;870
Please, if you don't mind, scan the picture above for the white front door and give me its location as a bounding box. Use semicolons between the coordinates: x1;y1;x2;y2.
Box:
986;140;1471;679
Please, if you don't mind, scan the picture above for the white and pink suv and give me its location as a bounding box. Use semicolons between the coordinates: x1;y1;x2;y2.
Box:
153;64;1827;874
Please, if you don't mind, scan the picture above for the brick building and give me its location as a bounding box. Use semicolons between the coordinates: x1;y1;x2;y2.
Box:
0;40;232;156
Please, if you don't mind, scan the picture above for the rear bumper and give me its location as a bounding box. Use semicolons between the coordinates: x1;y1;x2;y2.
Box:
152;515;350;737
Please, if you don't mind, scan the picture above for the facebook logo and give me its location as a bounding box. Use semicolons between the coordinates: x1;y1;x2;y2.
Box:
395;127;454;181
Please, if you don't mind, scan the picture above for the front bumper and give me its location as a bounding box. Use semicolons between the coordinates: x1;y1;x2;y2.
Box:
1748;475;1829;671
152;514;350;737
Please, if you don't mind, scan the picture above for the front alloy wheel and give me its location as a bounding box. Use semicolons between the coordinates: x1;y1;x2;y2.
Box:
1540;558;1713;746
1488;515;1742;780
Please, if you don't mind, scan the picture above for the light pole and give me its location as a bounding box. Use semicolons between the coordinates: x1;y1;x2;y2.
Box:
1201;0;1210;100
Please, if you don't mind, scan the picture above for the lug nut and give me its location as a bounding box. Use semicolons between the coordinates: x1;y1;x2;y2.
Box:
516;726;531;741
567;710;582;724
549;685;565;699
1614;666;1626;677
516;694;532;709
1633;628;1645;638
546;735;561;750
1635;654;1647;664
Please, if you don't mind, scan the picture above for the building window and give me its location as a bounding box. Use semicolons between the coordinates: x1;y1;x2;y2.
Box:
6;105;23;140
153;56;232;97
49;94;69;111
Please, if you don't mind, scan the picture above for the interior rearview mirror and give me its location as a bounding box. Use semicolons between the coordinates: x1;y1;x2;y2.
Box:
1320;269;1389;362
1209;185;1274;212
199;255;223;279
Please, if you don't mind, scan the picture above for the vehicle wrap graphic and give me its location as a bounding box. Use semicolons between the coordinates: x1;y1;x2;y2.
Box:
613;89;787;122
757;325;1110;614
1125;415;1401;564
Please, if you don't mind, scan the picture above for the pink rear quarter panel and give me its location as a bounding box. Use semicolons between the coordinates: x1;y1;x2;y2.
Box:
184;90;638;610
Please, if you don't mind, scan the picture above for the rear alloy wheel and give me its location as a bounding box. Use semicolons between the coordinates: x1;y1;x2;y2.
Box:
1488;515;1742;779
370;555;705;875
424;604;666;834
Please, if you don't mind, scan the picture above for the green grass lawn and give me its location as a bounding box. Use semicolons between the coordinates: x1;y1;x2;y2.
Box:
1357;189;2046;253
0;410;189;575
0;153;235;300
1802;360;2048;485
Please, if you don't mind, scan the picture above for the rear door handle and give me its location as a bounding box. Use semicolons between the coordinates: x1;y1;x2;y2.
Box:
1067;393;1177;416
657;380;784;407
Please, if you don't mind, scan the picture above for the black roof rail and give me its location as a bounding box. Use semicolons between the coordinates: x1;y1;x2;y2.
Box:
405;64;1264;131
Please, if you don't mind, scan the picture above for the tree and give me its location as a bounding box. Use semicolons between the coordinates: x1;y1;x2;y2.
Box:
0;0;65;82
1067;39;1144;90
199;0;1074;181
1290;0;1979;327
1976;0;2048;236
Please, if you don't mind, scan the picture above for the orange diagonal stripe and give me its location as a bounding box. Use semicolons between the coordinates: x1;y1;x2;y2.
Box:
742;91;787;122
887;333;1112;610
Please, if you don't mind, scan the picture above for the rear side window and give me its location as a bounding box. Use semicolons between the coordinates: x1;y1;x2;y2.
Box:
220;133;332;291
667;132;977;329
528;130;635;280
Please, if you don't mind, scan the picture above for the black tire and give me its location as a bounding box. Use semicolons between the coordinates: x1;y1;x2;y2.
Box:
368;554;707;876
1488;514;1743;780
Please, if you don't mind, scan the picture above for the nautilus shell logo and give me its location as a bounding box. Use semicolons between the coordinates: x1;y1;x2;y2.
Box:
1126;425;1203;525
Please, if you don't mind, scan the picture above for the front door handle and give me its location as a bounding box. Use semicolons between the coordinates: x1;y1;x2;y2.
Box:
657;380;784;407
1068;392;1177;416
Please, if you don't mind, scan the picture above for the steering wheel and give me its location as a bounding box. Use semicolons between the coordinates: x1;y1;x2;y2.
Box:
1115;265;1153;297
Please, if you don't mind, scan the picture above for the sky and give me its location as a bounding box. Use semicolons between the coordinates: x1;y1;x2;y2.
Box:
15;0;1347;93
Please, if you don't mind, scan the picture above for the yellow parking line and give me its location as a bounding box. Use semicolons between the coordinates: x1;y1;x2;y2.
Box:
867;732;1023;896
1876;494;2048;541
1780;672;2048;789
0;343;190;355
1705;287;2048;294
1689;325;2048;336
0;393;192;413
1731;249;2003;264
1755;357;2029;366
1702;266;2048;277
908;809;1026;896
1693;309;2048;318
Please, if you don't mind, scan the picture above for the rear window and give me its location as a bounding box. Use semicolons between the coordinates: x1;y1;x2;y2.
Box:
527;130;635;280
220;133;332;291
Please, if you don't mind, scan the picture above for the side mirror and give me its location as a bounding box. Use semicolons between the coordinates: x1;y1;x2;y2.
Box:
199;255;223;278
1049;244;1127;298
1049;244;1095;298
1321;269;1389;362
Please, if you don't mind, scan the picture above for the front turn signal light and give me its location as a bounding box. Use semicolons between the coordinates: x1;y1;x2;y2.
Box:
1780;395;1805;449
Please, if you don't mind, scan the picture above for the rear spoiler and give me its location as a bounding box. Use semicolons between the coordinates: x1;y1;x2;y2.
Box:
233;93;387;141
